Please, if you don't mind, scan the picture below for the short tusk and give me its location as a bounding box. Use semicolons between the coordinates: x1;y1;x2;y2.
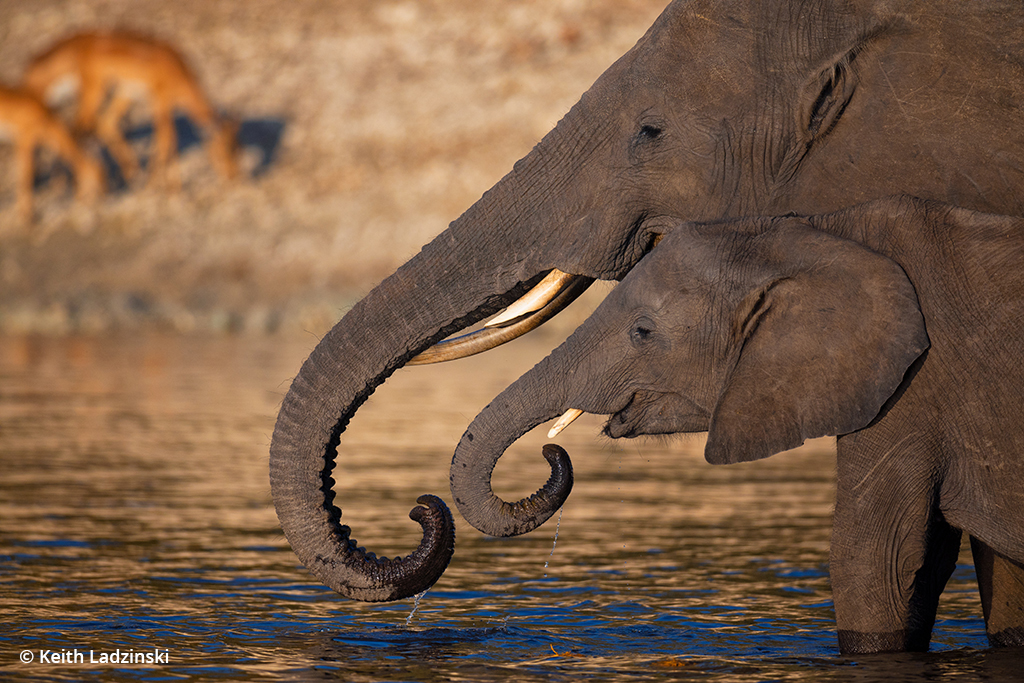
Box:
547;408;584;438
485;269;578;328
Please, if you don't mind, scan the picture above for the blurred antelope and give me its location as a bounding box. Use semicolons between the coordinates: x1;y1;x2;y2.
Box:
0;85;104;221
24;31;238;188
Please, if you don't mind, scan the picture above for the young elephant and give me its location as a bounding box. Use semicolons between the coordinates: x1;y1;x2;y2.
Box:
450;196;1024;653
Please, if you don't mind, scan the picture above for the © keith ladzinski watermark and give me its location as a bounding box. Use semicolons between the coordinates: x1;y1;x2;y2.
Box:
20;648;171;666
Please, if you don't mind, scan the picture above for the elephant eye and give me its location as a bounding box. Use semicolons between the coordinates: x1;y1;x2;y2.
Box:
630;317;656;345
637;124;662;141
630;121;666;161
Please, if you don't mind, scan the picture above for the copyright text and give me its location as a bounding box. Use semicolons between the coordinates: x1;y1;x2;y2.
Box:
20;648;170;665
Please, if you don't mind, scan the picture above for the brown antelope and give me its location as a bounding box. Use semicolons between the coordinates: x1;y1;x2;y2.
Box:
24;31;238;188
0;85;104;220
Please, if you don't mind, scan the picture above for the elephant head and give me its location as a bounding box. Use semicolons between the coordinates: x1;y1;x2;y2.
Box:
451;216;929;537
271;0;1023;601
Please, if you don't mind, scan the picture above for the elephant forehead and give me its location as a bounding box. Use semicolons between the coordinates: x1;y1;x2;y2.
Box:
632;0;875;97
614;249;725;317
644;226;743;285
629;1;759;106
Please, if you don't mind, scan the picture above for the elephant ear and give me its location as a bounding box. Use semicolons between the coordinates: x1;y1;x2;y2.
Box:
704;222;929;465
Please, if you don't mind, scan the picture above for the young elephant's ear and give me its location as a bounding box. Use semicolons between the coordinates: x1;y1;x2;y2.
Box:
704;222;929;465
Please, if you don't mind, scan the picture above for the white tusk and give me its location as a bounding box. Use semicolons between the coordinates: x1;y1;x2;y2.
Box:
485;269;576;328
547;408;584;439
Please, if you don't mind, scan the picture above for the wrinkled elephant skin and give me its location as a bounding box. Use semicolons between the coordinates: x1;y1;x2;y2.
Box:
451;197;1024;653
269;1;1024;609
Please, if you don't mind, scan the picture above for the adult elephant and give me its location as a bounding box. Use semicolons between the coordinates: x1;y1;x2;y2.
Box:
270;1;1024;604
449;197;1024;653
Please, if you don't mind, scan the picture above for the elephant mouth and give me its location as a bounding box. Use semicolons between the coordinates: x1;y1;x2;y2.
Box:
603;392;710;439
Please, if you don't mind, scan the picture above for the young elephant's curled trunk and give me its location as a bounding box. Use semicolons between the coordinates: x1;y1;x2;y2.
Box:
449;356;574;537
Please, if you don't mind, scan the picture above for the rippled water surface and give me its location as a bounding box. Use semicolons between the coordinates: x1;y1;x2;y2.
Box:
0;333;1012;680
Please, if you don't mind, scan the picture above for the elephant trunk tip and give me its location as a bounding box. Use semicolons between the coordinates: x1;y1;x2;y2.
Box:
389;493;457;598
303;493;456;603
506;443;574;535
451;439;574;538
540;443;573;497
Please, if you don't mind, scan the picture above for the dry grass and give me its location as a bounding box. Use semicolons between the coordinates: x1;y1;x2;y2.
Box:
0;0;668;334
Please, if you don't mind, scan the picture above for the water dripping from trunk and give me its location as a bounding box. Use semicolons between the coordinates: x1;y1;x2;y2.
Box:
543;508;564;577
405;590;428;626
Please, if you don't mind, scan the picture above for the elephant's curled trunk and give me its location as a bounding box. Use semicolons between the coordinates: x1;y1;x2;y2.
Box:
450;357;574;537
269;215;545;601
270;320;458;601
